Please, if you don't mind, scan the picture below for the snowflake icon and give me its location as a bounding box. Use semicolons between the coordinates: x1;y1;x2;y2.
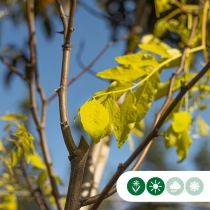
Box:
189;181;200;192
186;177;204;195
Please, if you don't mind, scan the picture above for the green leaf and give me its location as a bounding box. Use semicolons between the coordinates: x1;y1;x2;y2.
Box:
138;43;171;58
164;126;193;162
54;175;63;185
176;130;193;163
29;153;46;169
131;127;144;137
135;73;160;122
104;95;120;136
0;140;5;152
172;112;192;133
115;91;137;148
80;99;109;143
96;66;147;82
115;54;159;67
94;81;132;103
5;184;15;192
164;98;184;122
155;0;172;17
199;104;208;110
11;151;17;167
17;147;23;164
197;116;210;136
0;113;27;121
4;122;12;131
37;170;48;186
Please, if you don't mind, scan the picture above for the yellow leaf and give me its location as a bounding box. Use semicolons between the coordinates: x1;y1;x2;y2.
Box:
37;170;48;186
0;140;5;152
11;151;17;167
80;99;109;143
0;113;27;121
97;66;147;82
29;153;46;169
115;91;137;148
172;112;192;133
115;54;159;67
164;126;193;162
138;43;171;58
176;130;193;163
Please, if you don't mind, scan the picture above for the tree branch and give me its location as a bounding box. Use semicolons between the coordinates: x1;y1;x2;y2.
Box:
130;0;203;172
26;1;63;209
0;57;29;83
21;161;50;210
89;59;210;209
47;33;129;103
55;1;89;210
88;2;206;209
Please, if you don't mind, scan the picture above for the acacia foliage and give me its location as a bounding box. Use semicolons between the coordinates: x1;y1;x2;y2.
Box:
77;0;210;163
0;1;210;210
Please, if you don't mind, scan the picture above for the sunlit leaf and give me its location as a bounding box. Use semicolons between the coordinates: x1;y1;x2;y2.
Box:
138;43;171;58
164;126;193;162
176;130;193;163
29;153;46;169
97;66;147;82
115;54;158;67
172;111;192;133
135;72;160;122
80;99;109;143
0;113;27;121
115;91;137;148
37;170;48;186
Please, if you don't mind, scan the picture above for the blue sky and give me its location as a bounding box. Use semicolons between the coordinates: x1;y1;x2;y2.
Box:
0;0;210;201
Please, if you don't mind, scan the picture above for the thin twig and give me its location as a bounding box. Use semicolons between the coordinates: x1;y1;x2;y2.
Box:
0;57;29;83
47;33;129;103
55;1;89;210
21;161;50;210
26;1;63;209
55;0;68;39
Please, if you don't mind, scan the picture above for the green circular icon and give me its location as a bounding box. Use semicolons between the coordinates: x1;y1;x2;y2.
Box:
185;177;204;196
127;177;145;196
147;177;165;195
166;177;184;195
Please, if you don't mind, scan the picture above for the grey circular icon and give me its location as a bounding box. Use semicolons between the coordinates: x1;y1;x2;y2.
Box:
166;177;184;195
185;177;204;196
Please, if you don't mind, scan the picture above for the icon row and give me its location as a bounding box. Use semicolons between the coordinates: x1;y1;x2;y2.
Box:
127;177;204;196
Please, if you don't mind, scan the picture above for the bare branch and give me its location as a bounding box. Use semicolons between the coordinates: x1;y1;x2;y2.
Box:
55;1;89;210
26;1;63;209
21;161;50;210
47;33;129;103
0;57;29;83
55;0;68;38
89;60;210;209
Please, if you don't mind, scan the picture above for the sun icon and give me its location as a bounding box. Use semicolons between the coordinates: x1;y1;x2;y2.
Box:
147;177;165;195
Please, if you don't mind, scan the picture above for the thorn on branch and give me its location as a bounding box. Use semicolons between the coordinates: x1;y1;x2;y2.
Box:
118;163;124;169
54;86;62;93
70;27;75;32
